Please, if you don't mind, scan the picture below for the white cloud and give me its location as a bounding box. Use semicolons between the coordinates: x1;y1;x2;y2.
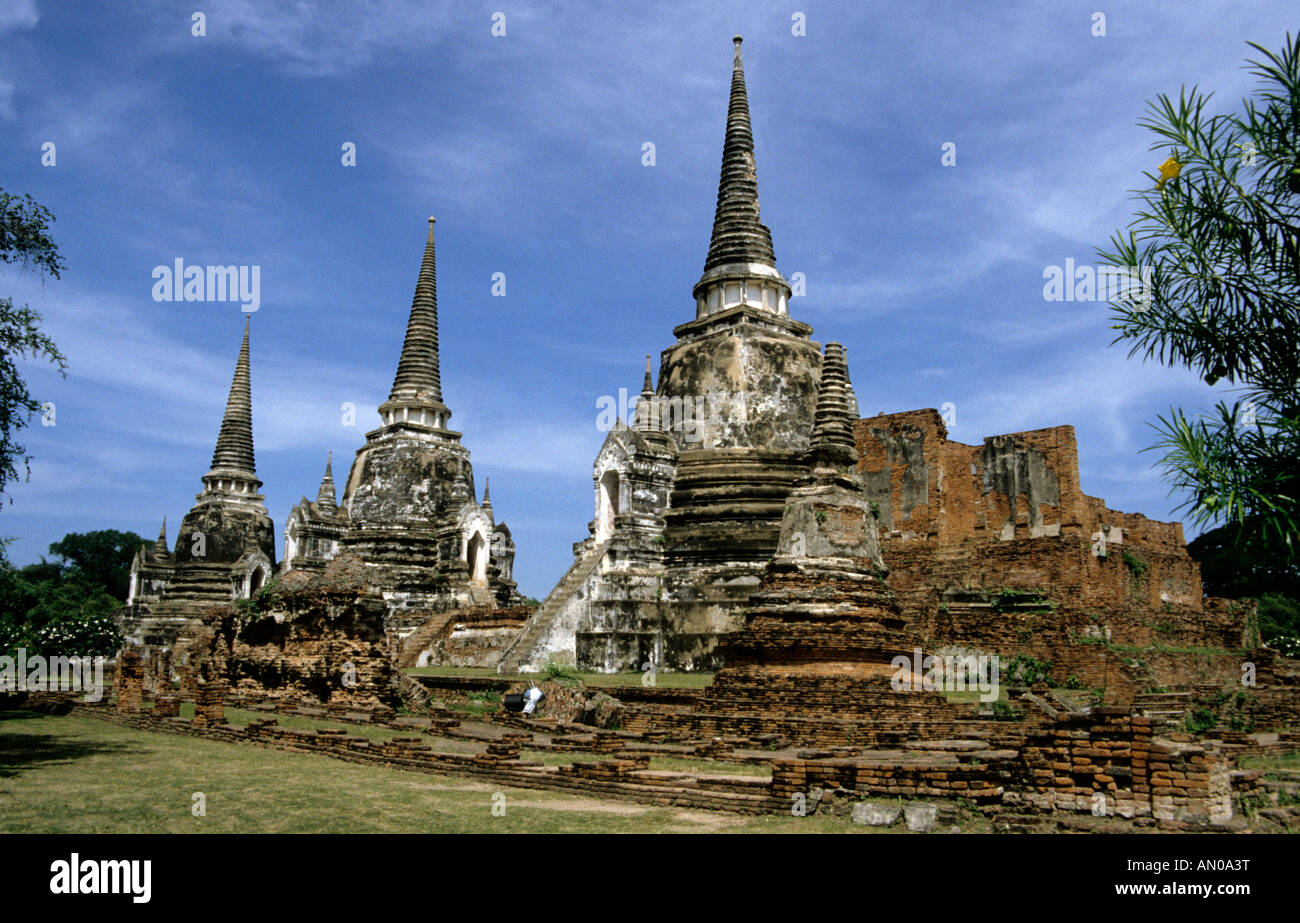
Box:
0;0;37;119
171;0;466;76
0;0;38;35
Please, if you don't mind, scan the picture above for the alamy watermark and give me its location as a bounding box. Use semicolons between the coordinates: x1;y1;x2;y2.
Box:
596;389;713;444
49;853;150;903
1043;259;1151;308
890;648;1000;703
151;259;261;312
0;648;106;702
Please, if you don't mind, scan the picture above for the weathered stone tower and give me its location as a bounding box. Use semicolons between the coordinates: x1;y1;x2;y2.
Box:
323;218;518;621
500;37;827;673
281;453;347;573
122;319;277;645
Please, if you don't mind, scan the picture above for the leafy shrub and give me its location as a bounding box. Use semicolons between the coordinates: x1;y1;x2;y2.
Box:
1003;654;1054;686
542;661;582;684
1185;707;1218;735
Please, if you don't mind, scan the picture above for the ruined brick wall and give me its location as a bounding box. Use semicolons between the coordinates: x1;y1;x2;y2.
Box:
878;539;1249;700
770;755;1009;804
1186;649;1300;731
888;538;1205;624
202;585;397;709
847;409;1251;701
113;648;144;714
855;412;1198;592
1017;709;1233;823
764;709;1236;823
855;411;1087;544
394;604;531;669
192;673;226;728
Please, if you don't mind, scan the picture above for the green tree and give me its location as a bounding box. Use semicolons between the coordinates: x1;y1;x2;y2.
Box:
48;529;146;601
0;531;130;659
0;187;68;501
1188;520;1300;645
1188;520;1300;599
1098;34;1299;563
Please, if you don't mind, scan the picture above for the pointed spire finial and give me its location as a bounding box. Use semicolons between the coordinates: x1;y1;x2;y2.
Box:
635;355;660;433
316;451;338;514
809;342;859;468
385;217;449;421
482;477;492;510
205;318;259;486
701;35;776;275
153;516;168;555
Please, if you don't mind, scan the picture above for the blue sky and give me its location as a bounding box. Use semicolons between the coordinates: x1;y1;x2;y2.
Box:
0;0;1294;599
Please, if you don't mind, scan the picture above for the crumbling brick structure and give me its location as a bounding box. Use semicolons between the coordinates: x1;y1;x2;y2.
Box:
1015;709;1233;823
113;647;144;714
195;570;399;710
192;659;227;728
856;409;1255;699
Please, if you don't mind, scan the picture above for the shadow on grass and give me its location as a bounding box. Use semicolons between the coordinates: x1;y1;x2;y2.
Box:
0;711;138;778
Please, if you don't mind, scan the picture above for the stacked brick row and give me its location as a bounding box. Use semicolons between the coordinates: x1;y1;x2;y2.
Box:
1018;707;1232;823
192;675;227;727
771;756;1009;804
558;757;651;781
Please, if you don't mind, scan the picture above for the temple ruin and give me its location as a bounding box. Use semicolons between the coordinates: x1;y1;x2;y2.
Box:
79;36;1299;835
318;218;521;621
120;218;523;672
120;319;276;646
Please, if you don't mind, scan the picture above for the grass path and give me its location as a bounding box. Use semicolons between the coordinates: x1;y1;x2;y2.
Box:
0;710;858;834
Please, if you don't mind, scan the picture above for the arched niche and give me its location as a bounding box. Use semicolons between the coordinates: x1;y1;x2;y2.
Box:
596;469;620;542
466;531;489;586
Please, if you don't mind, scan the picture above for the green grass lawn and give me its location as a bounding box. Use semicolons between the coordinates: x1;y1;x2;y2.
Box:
1238;751;1300;772
0;710;862;833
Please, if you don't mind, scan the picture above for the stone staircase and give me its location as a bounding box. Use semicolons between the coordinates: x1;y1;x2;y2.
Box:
1134;690;1194;727
497;541;610;674
393;611;459;669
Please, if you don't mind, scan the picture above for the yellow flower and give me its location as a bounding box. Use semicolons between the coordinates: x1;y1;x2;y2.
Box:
1157;156;1182;189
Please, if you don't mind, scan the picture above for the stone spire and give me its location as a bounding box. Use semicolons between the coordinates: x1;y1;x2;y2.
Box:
481;478;492;513
153;516;169;555
809;343;859;468
704;36;775;273
379;217;451;429
635;354;659;432
692;38;792;318
316;452;338;514
202;318;262;494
